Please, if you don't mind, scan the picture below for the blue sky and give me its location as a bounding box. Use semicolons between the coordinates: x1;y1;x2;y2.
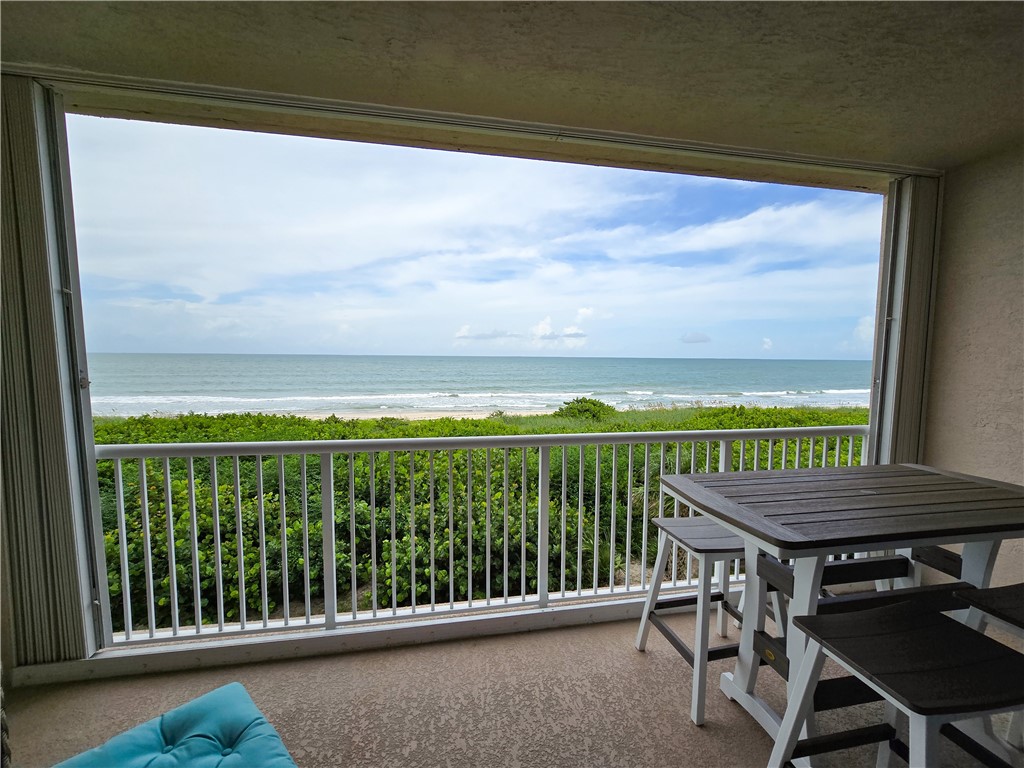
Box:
66;115;883;360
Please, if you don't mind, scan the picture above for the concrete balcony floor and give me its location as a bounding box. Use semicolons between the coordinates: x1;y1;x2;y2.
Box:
7;612;1011;767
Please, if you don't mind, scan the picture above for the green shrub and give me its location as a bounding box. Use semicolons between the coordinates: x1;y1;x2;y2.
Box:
552;397;617;420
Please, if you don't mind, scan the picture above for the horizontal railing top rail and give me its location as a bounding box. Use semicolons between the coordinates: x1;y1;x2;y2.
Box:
95;424;870;460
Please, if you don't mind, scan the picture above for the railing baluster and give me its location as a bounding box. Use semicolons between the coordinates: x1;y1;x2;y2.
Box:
485;448;492;605
187;457;201;633
300;454;310;624
320;453;336;630
114;459;132;640
609;444;618;591
466;449;473;607
210;457;225;632
139;459;156;638
560;446;567;597
233;457;245;630
656;443;665;523
520;449;528;602
656;442;666;589
671;442;680;586
390;452;398;615
537;446;550;608
409;451;416;614
278;455;289;626
625;444;634;590
369;452;378;619
349;453;358;620
671;438;679;589
502;448;510;603
641;444;651;590
592;444;601;594
687;442;696;585
256;456;268;628
429;451;436;612
162;457;179;636
576;445;584;596
447;451;454;610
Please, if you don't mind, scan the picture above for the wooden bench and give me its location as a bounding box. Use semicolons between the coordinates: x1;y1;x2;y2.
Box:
955;583;1024;750
635;517;749;726
768;601;1024;768
635;517;911;725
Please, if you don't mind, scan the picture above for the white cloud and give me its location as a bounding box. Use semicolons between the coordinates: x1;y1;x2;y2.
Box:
855;315;876;345
680;332;712;344
67;115;884;359
762;338;774;351
552;199;882;265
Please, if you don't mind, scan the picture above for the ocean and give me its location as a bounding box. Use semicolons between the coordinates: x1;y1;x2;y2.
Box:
86;354;872;418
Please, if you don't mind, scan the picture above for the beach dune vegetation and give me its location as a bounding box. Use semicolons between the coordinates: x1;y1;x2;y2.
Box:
94;405;867;631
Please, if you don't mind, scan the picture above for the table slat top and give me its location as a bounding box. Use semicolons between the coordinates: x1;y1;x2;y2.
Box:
660;464;1024;553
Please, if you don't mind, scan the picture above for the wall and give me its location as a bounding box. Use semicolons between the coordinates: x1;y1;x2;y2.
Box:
924;140;1024;585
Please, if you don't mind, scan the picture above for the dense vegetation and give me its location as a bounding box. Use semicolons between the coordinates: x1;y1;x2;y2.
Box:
94;402;868;445
94;403;868;633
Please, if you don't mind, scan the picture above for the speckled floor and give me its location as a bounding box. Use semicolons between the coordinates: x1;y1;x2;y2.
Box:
7;615;1014;767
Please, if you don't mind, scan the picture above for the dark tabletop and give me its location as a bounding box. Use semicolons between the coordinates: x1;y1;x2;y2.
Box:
660;463;1024;555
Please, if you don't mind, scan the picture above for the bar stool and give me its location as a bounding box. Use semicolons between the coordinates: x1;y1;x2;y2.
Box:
768;601;1024;767
636;517;911;727
635;516;775;725
955;583;1024;750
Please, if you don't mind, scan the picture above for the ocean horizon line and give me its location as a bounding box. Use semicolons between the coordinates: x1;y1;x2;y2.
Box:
89;351;873;363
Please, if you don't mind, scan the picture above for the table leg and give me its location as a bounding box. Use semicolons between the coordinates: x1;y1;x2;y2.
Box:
785;556;826;696
894;547;918;589
724;542;766;694
960;540;1000;608
720;541;783;737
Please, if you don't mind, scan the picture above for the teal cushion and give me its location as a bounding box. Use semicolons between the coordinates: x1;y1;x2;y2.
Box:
55;682;296;767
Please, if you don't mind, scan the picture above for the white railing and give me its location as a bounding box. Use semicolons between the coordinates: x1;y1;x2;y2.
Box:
93;425;868;646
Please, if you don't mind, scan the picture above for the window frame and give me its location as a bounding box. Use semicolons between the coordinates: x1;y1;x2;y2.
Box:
6;73;942;660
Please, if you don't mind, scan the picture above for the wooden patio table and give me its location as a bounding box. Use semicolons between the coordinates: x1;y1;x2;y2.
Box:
659;463;1024;739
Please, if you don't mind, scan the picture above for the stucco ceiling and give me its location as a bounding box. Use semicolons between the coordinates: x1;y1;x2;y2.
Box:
2;1;1022;176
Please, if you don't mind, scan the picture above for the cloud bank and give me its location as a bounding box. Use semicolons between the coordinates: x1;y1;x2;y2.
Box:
67;116;883;359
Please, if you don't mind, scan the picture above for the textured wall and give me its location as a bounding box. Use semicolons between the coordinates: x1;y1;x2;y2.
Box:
2;2;1022;171
925;142;1024;483
924;141;1024;585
